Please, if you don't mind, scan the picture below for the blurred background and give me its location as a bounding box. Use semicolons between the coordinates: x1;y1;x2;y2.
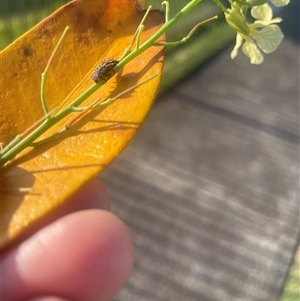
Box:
1;1;299;300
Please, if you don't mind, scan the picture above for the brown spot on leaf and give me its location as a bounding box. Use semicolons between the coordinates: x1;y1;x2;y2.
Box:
36;18;57;39
73;9;86;25
37;28;52;39
69;8;100;46
20;45;33;57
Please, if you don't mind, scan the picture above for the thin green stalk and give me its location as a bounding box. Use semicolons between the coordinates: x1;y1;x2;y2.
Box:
41;26;70;116
162;2;170;23
211;0;228;12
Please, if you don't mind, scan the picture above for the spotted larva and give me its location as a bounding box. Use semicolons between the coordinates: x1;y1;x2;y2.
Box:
91;58;119;83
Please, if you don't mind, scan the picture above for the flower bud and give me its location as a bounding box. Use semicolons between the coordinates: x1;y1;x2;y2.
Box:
225;10;249;35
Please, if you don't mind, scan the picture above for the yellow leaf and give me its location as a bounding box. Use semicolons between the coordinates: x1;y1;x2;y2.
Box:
0;0;165;249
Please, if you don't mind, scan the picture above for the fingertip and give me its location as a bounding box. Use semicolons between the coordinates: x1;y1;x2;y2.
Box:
3;210;134;301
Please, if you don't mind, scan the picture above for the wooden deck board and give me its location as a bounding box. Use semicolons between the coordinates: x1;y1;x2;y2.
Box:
101;18;299;301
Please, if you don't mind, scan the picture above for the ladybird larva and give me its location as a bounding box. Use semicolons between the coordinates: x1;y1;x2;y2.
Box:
92;58;119;83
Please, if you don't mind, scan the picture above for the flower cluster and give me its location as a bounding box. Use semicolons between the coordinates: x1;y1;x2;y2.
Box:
224;0;289;64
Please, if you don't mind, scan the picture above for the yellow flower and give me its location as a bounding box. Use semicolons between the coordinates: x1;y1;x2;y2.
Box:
247;0;289;7
226;9;284;64
251;0;289;22
266;0;289;6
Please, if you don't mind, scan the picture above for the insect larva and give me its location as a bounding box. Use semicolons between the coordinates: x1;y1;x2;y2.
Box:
92;58;119;83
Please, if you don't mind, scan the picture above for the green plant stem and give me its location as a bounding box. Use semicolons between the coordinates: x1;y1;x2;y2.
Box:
0;0;208;167
0;84;99;166
117;0;204;70
211;0;228;12
31;74;158;146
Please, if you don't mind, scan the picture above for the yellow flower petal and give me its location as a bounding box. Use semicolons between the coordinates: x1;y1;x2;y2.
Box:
242;39;264;64
251;24;283;53
231;34;243;59
271;0;290;7
251;4;273;21
254;17;282;26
